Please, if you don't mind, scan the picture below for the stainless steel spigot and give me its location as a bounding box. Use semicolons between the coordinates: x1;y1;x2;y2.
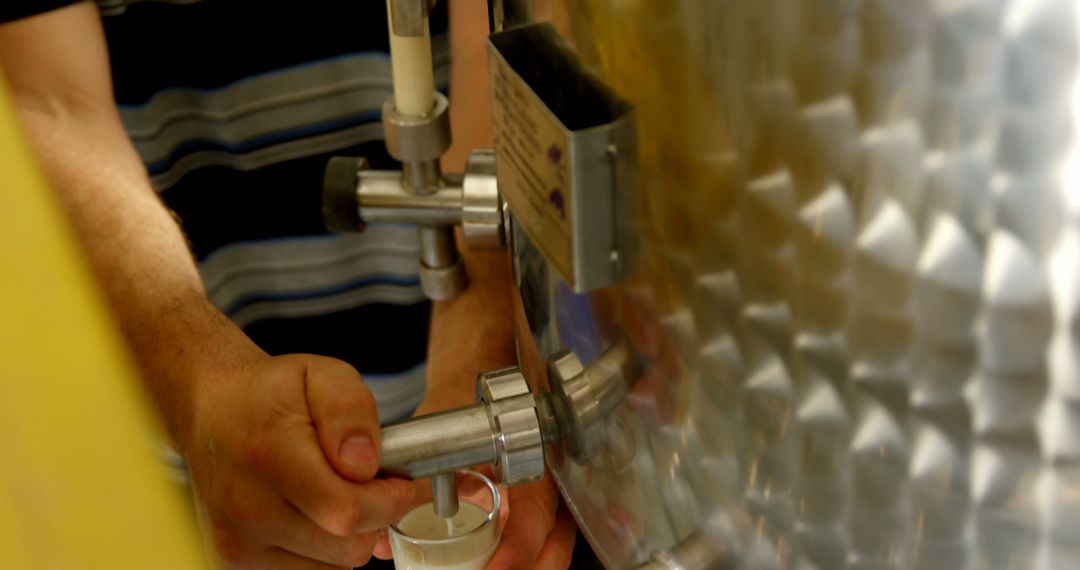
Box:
377;341;638;520
379;367;549;517
378;367;549;483
382;92;467;301
322;148;506;300
326;0;487;302
323;91;506;301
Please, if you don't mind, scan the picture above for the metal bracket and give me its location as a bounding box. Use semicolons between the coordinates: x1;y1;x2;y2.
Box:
488;22;639;292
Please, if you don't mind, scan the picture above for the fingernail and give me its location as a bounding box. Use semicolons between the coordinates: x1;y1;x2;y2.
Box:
339;435;376;471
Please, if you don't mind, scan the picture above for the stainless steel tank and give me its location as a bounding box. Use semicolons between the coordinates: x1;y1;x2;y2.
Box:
515;1;1080;568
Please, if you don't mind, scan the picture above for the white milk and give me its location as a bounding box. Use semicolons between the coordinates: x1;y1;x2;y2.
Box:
398;502;489;540
391;502;498;570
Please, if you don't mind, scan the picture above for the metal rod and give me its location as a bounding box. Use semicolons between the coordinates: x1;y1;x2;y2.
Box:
404;159;442;195
379;404;498;479
419;226;457;269
431;472;460;519
357;170;463;225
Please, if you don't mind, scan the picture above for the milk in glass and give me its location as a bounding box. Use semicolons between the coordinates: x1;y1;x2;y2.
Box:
391;502;498;570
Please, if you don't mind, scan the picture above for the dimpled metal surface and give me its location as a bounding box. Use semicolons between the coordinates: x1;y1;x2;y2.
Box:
523;1;1080;568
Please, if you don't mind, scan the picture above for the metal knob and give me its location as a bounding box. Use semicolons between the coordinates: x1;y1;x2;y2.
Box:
547;340;637;463
462;150;505;250
379;366;545;487
478;367;545;487
322;156;366;233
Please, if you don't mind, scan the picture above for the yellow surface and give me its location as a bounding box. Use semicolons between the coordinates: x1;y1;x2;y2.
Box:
0;72;207;568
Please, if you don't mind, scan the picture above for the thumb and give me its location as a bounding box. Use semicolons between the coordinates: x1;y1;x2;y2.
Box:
303;355;384;482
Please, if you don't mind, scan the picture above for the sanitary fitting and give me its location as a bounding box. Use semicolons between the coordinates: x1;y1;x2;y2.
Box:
378;340;637;480
547;340;637;463
323;145;504;301
381;90;465;299
323;151;505;248
379;367;547;486
382;91;451;194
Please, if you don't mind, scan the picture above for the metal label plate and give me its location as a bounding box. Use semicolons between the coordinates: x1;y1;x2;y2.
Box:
489;23;637;292
489;44;576;280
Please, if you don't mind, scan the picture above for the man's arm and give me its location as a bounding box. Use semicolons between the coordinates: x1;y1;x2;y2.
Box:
0;1;228;434
0;4;414;568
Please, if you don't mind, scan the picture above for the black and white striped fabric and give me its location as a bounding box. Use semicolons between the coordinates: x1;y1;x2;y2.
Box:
2;0;449;423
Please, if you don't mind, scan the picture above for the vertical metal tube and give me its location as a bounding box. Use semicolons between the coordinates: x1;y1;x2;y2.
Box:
403;160;442;194
420;226;456;267
384;0;466;300
432;472;460;519
416;224;466;300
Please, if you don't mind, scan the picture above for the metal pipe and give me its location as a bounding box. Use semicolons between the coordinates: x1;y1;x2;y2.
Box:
403;159;442;194
549;339;638;462
419;226;457;269
357;170;463;225
431;472;459;519
534;393;563;444
379;404;498;479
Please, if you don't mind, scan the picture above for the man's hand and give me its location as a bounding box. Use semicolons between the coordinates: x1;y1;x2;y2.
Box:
1;6;418;568
485;472;577;570
185;353;415;569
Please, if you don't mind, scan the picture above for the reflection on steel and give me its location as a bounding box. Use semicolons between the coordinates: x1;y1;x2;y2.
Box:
516;0;1080;568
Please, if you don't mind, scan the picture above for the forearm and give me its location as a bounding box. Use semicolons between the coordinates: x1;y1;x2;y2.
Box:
418;0;516;414
14;97;261;449
421;238;516;412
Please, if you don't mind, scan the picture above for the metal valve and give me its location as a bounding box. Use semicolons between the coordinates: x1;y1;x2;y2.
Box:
378;367;546;518
477;367;546;487
377;341;636;517
324;3;503;302
322;146;505;300
378;368;546;483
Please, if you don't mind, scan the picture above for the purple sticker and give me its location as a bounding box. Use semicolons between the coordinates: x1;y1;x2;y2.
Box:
547;144;563;165
549;189;566;220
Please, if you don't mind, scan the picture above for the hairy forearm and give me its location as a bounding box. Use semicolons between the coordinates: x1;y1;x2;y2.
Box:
421;237;516;412
14;98;260;449
417;0;517;414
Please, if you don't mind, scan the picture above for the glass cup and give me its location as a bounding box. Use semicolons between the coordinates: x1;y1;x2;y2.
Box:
389;470;503;570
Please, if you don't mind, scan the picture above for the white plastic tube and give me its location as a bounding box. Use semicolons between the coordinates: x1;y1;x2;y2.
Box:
386;0;436;116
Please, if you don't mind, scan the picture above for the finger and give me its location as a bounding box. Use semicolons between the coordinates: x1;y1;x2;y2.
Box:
533;504;577;570
224;480;378;568
486;478;559;569
250;359;414;535
372;528;393;561
303;477;417;537
373;476;430;561
302;355;385;482
255;432;414;536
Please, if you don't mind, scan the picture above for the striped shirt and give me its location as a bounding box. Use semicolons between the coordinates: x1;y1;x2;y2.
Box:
3;0;449;423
